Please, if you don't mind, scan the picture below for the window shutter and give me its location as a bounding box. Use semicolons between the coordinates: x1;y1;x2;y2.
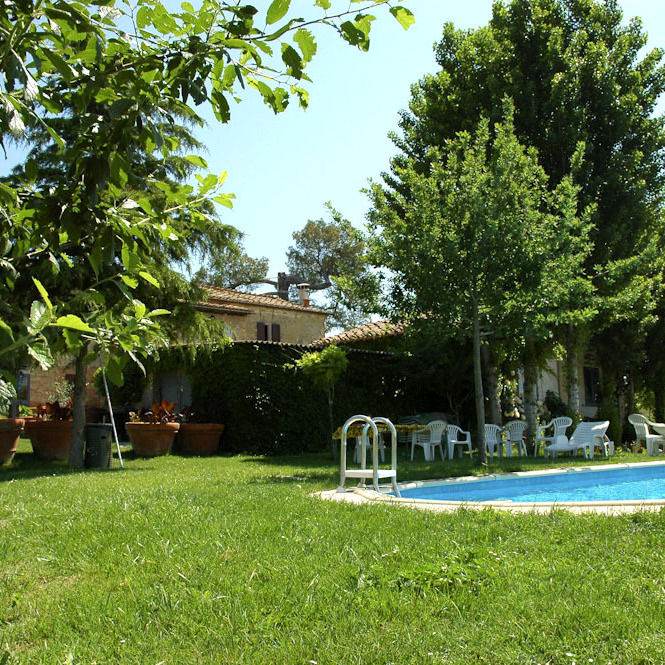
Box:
256;322;268;340
271;323;281;343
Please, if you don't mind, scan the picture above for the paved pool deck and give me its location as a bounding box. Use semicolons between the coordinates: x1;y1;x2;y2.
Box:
320;461;665;515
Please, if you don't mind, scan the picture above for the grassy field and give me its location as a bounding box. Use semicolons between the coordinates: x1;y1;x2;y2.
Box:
2;440;665;664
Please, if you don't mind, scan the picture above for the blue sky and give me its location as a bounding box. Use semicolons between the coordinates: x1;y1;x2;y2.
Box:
3;1;664;288
194;0;665;287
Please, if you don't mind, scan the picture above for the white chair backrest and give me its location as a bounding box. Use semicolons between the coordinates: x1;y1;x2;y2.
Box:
552;417;572;437
628;413;650;439
484;424;502;444
446;425;464;440
425;420;447;440
504;420;527;440
628;414;649;440
569;421;609;444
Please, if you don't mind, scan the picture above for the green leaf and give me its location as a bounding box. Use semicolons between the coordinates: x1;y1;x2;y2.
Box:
121;242;140;273
109;98;135;119
149;309;170;317
0;317;14;341
56;314;94;333
27;342;54;371
32;278;53;309
281;44;302;77
62;328;83;351
105;356;124;387
29;301;49;330
213;194;235;209
139;271;160;287
25;158;38;184
185;155;208;168
0;383;17;417
389;7;415;30
314;0;331;8
121;274;139;288
134;300;146;319
266;0;290;25
294;29;317;63
45;125;65;149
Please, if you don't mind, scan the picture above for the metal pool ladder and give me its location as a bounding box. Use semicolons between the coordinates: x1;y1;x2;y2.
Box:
337;415;400;496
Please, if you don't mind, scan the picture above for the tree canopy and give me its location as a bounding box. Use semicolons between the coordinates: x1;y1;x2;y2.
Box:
378;0;665;420
369;105;593;463
0;0;414;419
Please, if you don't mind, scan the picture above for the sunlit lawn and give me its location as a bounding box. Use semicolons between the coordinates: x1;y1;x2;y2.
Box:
2;438;665;664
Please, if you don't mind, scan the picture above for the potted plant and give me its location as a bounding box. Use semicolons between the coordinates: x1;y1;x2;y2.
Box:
0;405;29;464
126;400;180;457
25;400;74;461
176;406;224;456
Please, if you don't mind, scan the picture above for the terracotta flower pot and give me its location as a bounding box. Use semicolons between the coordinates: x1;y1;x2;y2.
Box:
0;418;24;464
178;423;224;455
25;420;72;461
126;422;180;457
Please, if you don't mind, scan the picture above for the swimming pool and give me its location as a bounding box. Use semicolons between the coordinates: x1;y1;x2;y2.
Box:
394;462;665;504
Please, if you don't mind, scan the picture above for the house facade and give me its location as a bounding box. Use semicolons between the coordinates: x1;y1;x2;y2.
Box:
197;285;328;345
19;286;328;410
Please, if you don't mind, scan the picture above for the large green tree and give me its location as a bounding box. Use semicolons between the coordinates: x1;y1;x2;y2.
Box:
0;0;414;446
198;203;377;329
368;107;591;464
388;0;665;414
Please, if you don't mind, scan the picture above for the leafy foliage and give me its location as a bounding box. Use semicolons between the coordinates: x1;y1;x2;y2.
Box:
369;104;592;463
0;0;413;428
163;342;447;455
292;345;348;391
286;204;378;329
388;0;665;414
195;237;270;291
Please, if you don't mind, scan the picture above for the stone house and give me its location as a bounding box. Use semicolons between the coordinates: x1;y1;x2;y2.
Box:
18;285;328;411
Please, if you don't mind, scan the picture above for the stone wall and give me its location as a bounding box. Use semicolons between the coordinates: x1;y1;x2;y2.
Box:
26;356;105;409
23;303;326;410
210;306;326;344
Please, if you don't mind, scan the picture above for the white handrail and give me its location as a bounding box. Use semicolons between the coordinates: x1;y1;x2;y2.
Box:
337;414;399;496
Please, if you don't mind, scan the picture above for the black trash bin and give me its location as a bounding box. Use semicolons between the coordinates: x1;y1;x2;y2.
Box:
85;423;113;469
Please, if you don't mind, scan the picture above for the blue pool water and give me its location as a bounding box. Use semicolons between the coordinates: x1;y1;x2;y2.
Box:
396;464;665;503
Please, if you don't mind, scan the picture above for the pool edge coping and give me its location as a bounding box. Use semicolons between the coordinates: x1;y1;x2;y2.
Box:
320;460;665;514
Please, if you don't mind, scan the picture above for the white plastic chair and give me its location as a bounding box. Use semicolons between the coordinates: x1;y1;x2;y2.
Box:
545;421;613;459
410;420;446;461
502;420;528;456
446;424;472;459
628;414;665;456
484;424;502;459
534;416;572;457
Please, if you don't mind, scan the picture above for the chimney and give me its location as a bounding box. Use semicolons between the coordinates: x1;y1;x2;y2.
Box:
297;283;310;307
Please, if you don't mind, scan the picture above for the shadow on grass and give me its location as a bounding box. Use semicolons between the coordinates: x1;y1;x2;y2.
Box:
0;451;154;483
238;447;641;486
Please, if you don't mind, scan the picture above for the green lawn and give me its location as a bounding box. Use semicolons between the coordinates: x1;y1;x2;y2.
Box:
2;440;665;664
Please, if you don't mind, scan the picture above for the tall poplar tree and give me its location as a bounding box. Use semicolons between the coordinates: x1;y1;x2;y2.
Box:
387;0;665;413
368;106;592;464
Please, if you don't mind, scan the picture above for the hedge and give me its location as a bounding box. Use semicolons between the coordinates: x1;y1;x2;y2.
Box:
158;343;456;455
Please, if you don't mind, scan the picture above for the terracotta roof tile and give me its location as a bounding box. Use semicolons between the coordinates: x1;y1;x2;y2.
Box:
199;285;329;315
312;320;404;346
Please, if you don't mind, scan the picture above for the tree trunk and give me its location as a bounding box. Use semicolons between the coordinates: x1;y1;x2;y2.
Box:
565;325;581;415
523;361;537;452
472;301;487;465
481;344;501;425
68;345;88;468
